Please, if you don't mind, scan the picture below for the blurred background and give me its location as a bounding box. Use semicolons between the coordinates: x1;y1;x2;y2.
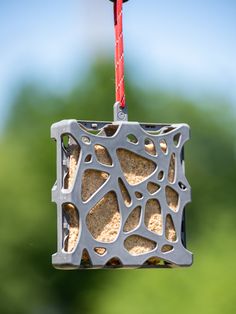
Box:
0;0;236;313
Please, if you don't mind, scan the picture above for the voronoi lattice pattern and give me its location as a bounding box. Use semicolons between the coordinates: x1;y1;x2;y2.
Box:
51;120;193;269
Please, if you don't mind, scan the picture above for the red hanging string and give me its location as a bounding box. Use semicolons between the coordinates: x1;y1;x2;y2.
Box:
114;0;126;108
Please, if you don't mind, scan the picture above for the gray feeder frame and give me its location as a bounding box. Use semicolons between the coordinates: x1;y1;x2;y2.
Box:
51;103;193;269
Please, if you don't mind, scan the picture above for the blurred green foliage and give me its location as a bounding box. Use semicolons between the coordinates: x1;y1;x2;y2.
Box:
0;59;235;314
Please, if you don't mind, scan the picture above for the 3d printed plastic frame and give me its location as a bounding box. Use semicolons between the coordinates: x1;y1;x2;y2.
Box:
51;119;193;269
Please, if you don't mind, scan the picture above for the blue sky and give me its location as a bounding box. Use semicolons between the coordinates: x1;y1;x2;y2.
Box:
0;0;235;130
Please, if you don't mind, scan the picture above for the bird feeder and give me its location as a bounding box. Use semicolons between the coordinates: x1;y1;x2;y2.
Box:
51;0;193;269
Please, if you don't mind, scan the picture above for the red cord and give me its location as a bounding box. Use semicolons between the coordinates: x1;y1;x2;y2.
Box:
114;0;126;108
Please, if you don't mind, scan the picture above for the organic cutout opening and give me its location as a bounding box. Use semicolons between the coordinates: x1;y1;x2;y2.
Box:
160;139;168;154
62;134;69;149
103;124;119;137
165;186;179;212
157;171;164;181
144;199;162;235
78;123;117;138
105;258;122;267
84;154;92;163
135;192;143;199
118;178;131;206
124;235;156;256
86;191;121;243
80;249;92;268
145;138;157;156
63;135;80;189
162;126;176;134
94;247;107;256
63;203;80;252
161;245;173;252
123;206;141;232
78;123;103;135
81;136;91;145
147;182;160;194
81;170;109;202
94;145;112;166
173;133;181;146
117;148;156;185
165;214;176;242
178;182;187;191
144;125;162;135
127;134;138;144
168;153;176;183
181;211;186;247
143;257;162;266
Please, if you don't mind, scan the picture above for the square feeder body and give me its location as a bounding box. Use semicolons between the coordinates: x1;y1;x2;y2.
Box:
51;119;192;269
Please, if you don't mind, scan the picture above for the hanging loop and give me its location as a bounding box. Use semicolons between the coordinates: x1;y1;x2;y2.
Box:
113;101;128;122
